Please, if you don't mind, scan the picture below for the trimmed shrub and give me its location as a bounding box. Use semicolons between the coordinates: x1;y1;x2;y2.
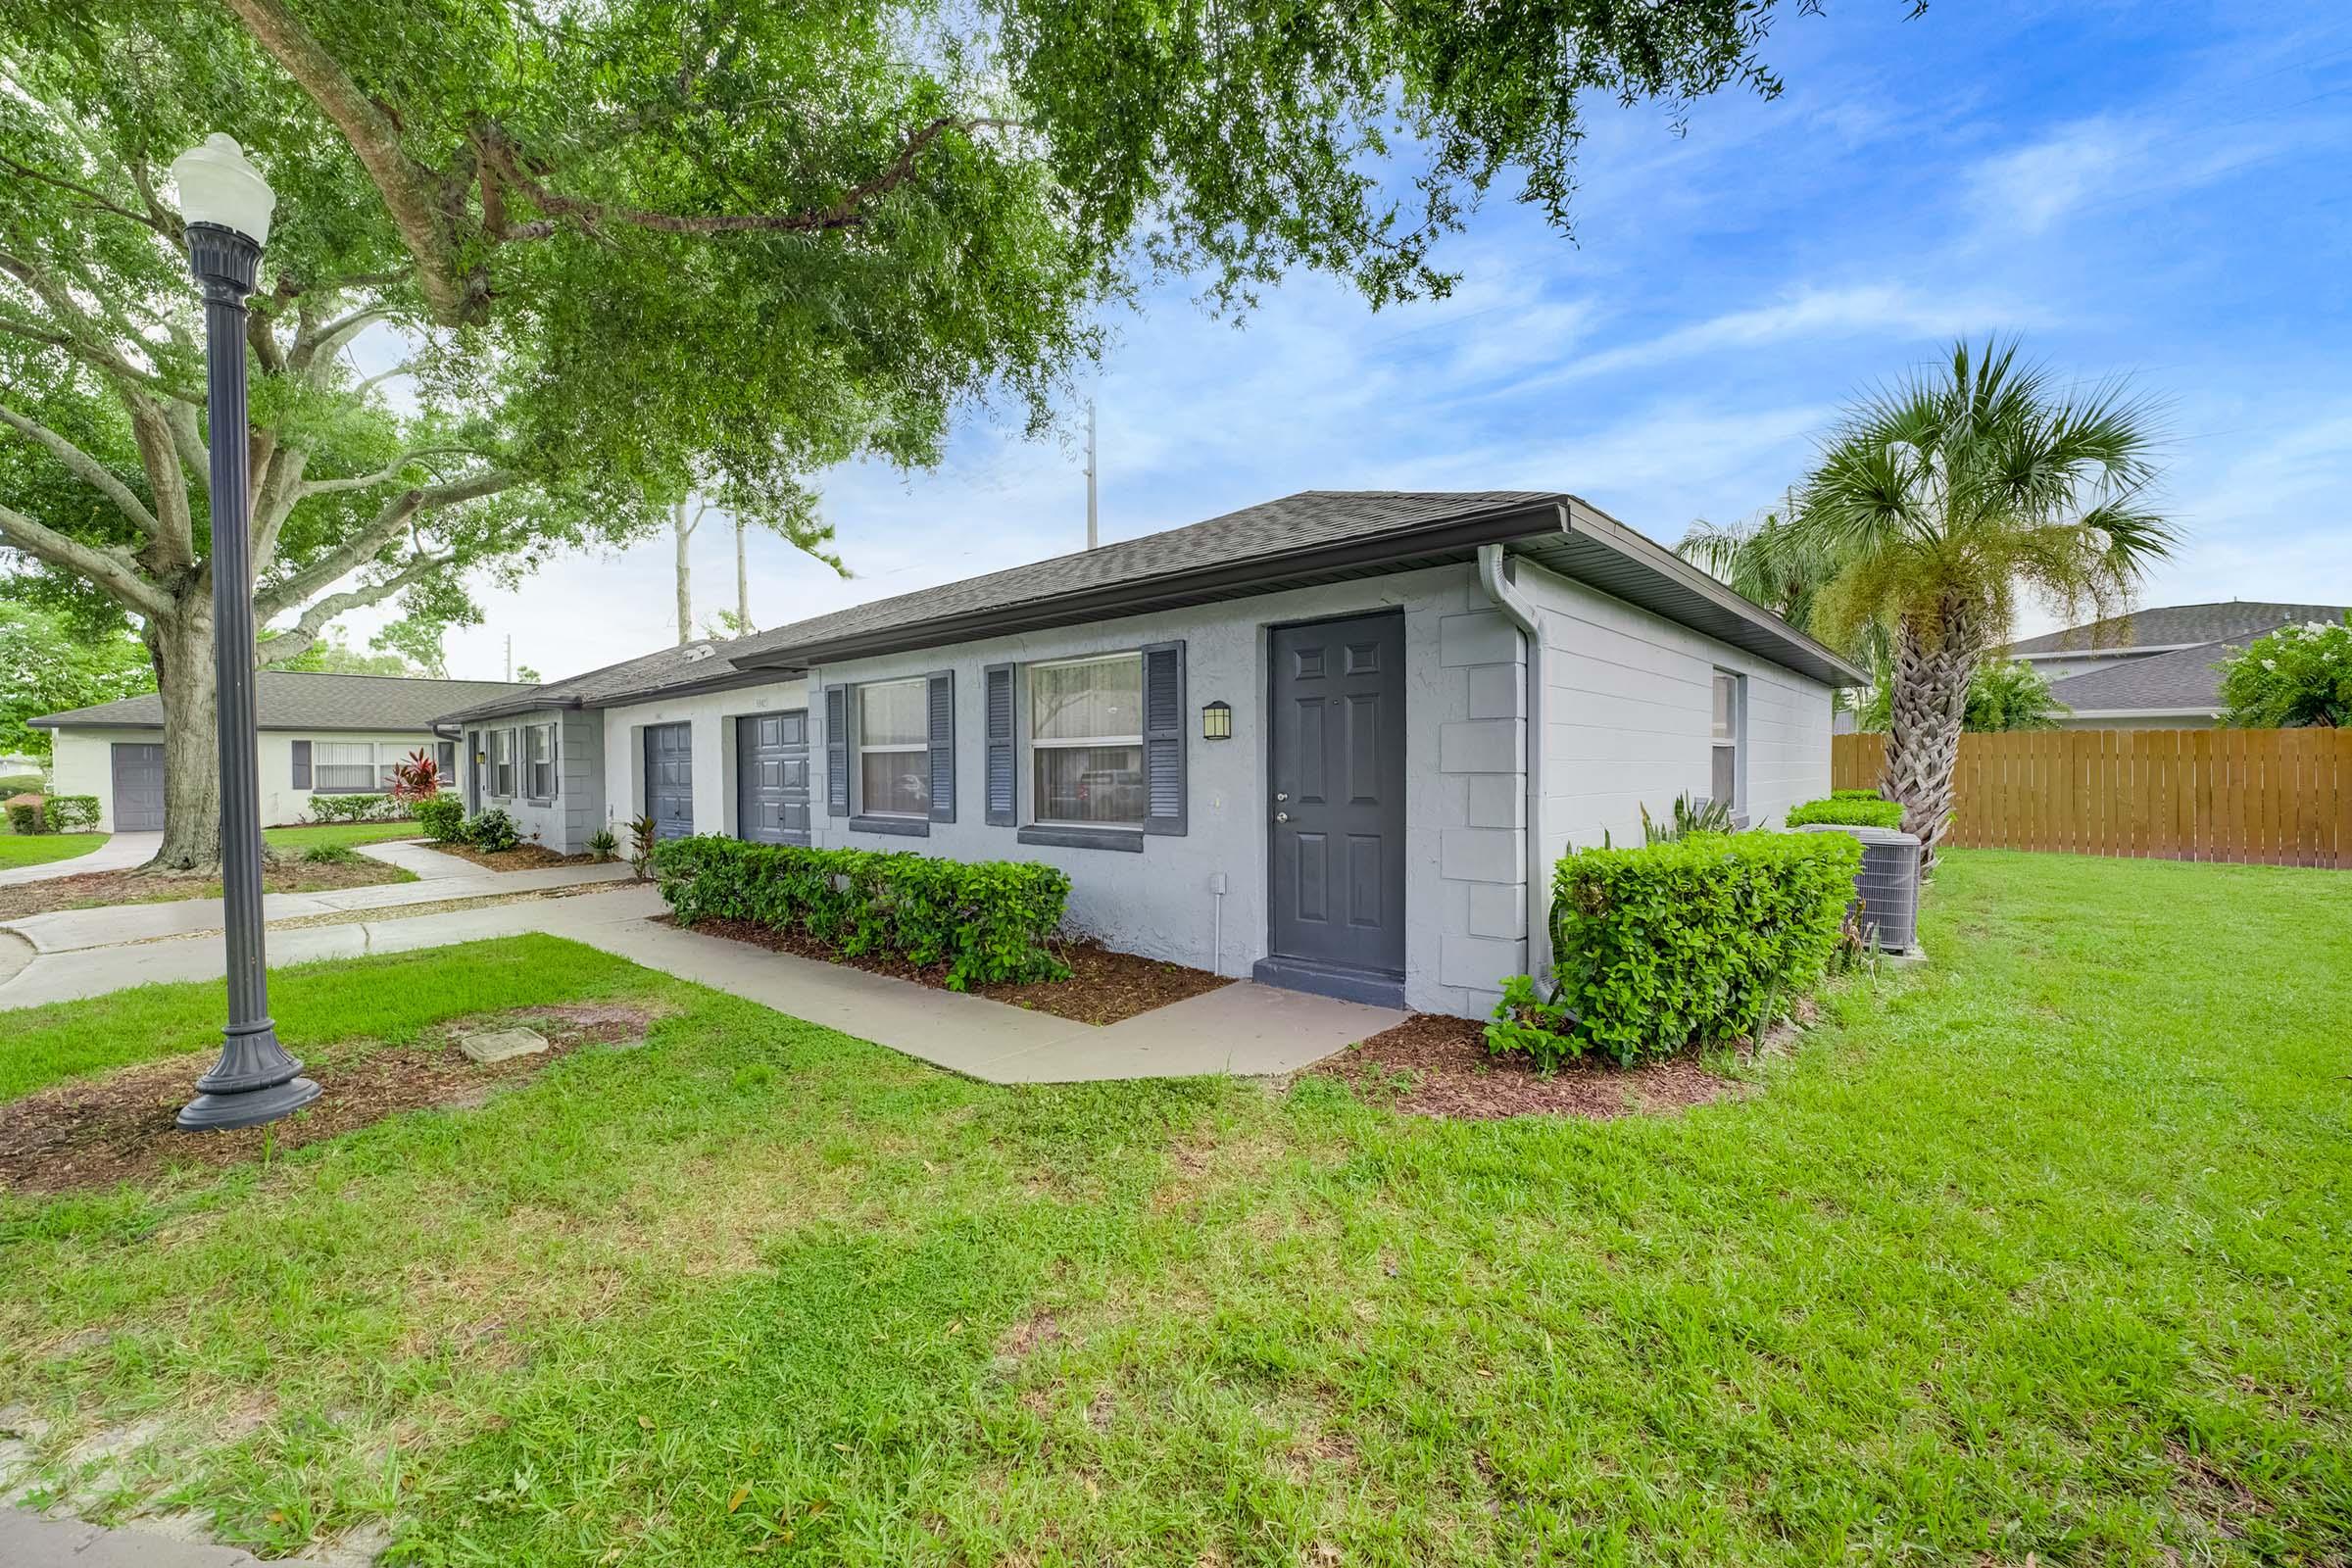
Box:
43;795;100;832
306;793;408;824
1500;829;1861;1066
466;808;521;852
414;796;467;843
652;834;1072;991
1785;794;1904;829
6;801;47;835
300;843;362;865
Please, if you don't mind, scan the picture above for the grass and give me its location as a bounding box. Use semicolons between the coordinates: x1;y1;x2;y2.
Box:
262;820;424;851
0;852;2347;1565
0;832;106;869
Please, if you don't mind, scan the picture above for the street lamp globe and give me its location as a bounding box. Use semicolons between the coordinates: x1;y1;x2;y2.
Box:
169;133;276;246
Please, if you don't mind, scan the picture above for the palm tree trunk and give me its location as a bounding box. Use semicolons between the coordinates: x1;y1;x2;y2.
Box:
1882;609;1979;874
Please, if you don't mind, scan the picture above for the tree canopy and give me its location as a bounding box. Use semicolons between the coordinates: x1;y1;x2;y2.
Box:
0;599;154;761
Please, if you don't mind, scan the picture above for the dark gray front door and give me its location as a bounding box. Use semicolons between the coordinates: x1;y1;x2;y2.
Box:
111;742;166;831
1268;611;1406;978
735;711;810;846
465;731;482;812
643;722;694;840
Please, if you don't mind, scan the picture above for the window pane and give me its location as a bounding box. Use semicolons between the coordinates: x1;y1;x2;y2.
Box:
1711;744;1735;807
1032;657;1143;743
316;741;374;792
1711;673;1737;741
860;751;929;816
1034;745;1145;825
860;680;929;747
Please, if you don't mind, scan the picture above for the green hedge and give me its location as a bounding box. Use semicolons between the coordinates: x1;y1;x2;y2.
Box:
652;835;1072;991
414;797;466;842
6;801;46;835
1520;830;1861;1065
306;793;410;823
1785;793;1904;828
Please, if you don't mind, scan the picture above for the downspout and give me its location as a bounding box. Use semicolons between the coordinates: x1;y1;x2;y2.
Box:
1477;544;1549;982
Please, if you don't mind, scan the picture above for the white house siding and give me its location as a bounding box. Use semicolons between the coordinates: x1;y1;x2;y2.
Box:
49;726;450;832
598;679;812;843
1517;553;1835;876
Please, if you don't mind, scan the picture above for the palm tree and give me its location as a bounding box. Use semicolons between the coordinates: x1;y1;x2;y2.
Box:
1788;339;2172;869
1678;499;1891;674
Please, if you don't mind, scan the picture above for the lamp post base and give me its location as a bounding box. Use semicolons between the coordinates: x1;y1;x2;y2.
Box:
174;1018;321;1131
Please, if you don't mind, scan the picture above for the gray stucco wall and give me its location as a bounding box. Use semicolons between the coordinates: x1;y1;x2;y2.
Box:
468;708;605;855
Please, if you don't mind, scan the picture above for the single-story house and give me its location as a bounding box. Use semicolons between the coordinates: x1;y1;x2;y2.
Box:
2005;601;2349;729
32;670;536;832
438;491;1864;1017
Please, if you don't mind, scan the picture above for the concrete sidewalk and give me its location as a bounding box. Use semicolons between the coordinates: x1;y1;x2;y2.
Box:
0;831;160;887
0;1506;341;1567
0;885;1401;1082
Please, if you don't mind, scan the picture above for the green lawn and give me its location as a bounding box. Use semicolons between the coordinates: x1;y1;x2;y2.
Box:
0;832;106;869
262;820;424;851
0;853;2346;1565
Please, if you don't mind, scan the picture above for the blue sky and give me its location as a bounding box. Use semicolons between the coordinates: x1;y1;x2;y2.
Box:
367;0;2352;682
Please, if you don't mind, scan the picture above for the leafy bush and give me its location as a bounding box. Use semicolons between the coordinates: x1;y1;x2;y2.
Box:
1484;973;1587;1070
300;843;362;865
1786;794;1904;828
652;835;1073;991
466;808;521;852
628;814;658;880
389;749;443;803
414;796;467;843
43;794;100;831
1499;829;1861;1066
587;827;618;862
2217;612;2352;729
1640;793;1737;843
7;801;47;835
306;793;407;823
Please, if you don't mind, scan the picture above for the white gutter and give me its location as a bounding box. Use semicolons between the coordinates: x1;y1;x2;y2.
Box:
1477;543;1549;982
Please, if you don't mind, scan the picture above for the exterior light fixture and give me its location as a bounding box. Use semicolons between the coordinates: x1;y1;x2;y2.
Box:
1201;700;1233;741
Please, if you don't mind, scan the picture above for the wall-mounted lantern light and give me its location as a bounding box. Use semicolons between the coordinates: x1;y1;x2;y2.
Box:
1201;700;1233;741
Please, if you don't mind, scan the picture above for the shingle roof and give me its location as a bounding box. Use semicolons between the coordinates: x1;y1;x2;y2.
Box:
2007;602;2348;656
33;671;536;732
441;488;1868;722
2041;640;2240;714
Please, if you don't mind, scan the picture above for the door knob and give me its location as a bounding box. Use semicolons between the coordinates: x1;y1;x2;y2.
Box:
1274;810;1290;822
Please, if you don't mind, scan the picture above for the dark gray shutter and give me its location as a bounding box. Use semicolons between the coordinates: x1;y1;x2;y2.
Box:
926;670;956;822
824;684;849;816
983;663;1015;826
291;739;312;789
1141;640;1186;836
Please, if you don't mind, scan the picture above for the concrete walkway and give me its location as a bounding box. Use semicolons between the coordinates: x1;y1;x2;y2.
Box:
0;831;159;887
0;884;1402;1082
0;1506;340;1567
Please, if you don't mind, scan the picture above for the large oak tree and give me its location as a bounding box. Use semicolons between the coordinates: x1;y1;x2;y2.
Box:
3;0;1882;869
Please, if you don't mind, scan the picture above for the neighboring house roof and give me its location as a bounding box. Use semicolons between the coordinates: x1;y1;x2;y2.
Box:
442;490;1865;723
31;671;537;733
2007;602;2349;658
2041;641;2241;716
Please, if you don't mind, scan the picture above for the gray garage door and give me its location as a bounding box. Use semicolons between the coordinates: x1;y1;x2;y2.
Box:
644;722;695;841
111;742;167;831
735;711;810;846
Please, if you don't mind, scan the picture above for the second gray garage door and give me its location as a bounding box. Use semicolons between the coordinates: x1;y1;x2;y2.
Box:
735;711;810;846
110;742;167;831
643;722;695;841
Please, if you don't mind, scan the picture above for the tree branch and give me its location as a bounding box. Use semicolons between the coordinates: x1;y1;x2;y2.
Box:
0;152;171;237
259;549;458;666
0;498;170;617
297;448;480;497
0;398;162;537
255;468;514;618
122;390;196;574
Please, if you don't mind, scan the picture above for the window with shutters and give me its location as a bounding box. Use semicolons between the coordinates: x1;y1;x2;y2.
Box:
493;728;515;797
857;678;930;816
314;740;378;794
526;722;558;801
1029;653;1146;827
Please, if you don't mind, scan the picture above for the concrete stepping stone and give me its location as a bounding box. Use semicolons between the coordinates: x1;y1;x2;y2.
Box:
456;1027;548;1065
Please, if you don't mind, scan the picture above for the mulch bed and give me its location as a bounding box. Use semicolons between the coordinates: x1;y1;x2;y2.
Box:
0;856;408;922
1312;1012;1750;1122
0;1004;658;1196
427;842;603;873
656;914;1231;1025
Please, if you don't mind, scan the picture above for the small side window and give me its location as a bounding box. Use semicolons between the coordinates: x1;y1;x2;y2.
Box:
1710;670;1741;809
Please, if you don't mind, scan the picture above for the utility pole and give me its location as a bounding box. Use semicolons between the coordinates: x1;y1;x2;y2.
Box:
1085;399;1099;551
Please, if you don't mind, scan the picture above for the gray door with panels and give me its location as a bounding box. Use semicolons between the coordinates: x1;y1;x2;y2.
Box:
643;722;695;840
735;711;810;846
1267;611;1407;977
110;742;167;831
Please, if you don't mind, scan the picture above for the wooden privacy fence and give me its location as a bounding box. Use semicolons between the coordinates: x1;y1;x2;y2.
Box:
1831;728;2352;868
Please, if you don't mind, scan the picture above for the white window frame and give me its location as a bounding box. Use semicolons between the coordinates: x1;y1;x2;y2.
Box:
1710;669;1744;812
525;722;558;802
492;728;515;798
1027;651;1146;828
313;740;380;795
856;677;930;818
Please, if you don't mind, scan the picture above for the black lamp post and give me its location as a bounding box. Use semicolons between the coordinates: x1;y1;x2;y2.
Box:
171;134;319;1133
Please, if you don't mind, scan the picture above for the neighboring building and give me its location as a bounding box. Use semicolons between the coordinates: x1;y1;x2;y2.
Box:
439;491;1864;1018
32;671;536;832
2007;601;2350;729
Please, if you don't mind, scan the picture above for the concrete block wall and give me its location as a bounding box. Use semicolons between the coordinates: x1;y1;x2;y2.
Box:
1430;604;1529;1017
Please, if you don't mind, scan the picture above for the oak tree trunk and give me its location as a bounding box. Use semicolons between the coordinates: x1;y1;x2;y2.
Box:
1881;606;1980;876
145;605;224;874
